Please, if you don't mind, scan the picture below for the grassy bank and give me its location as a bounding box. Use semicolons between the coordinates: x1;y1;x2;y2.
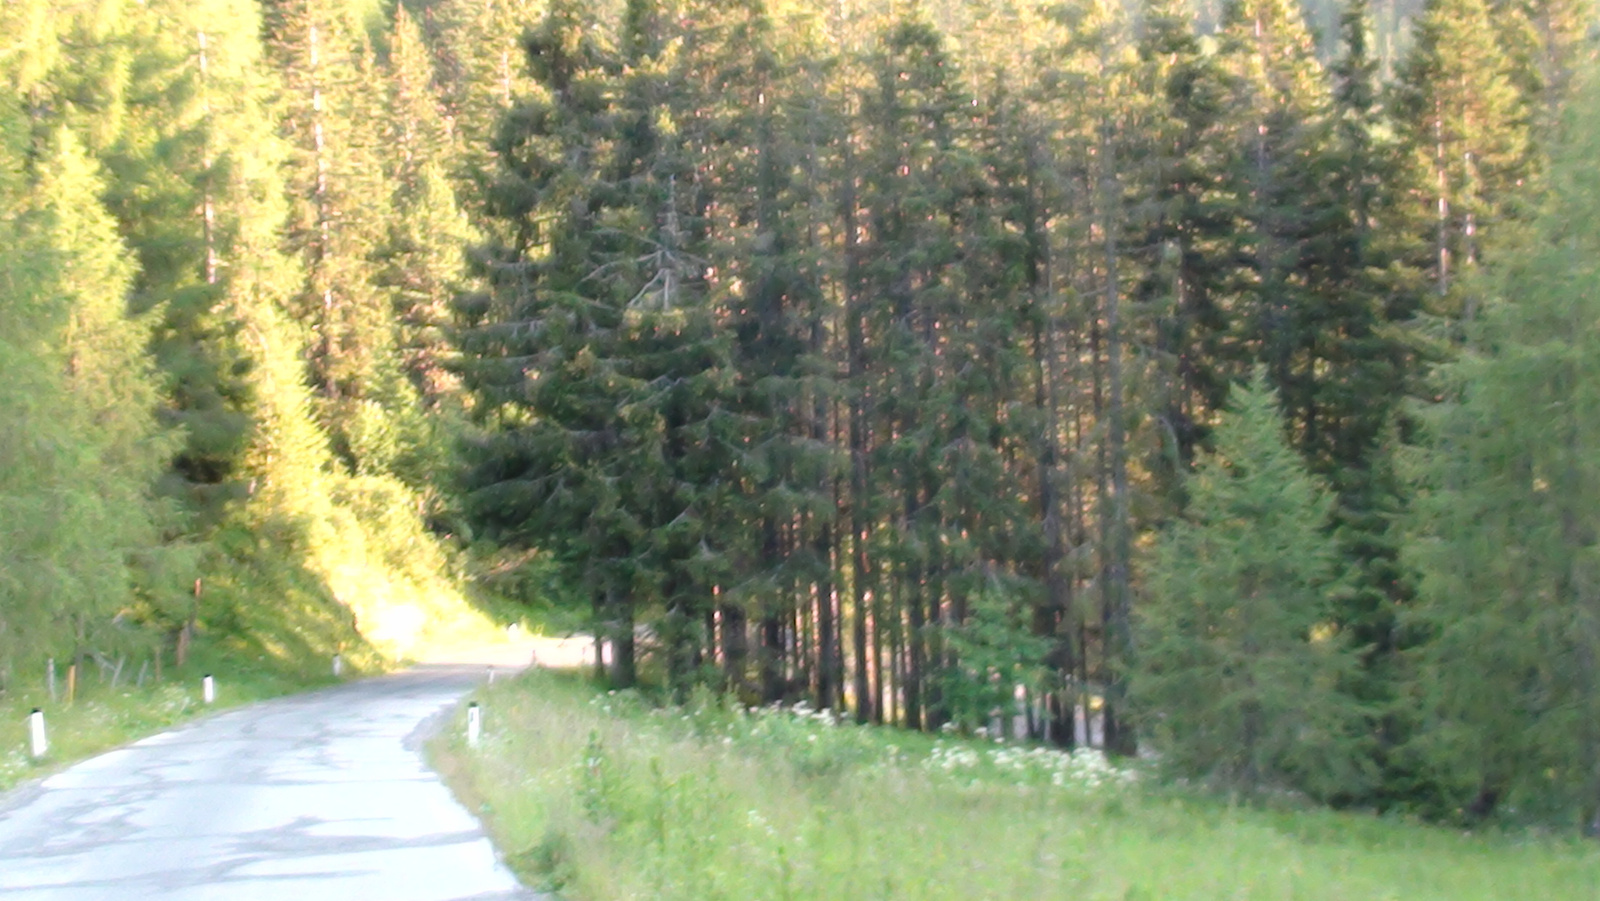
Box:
0;504;517;794
0;636;362;792
432;669;1600;901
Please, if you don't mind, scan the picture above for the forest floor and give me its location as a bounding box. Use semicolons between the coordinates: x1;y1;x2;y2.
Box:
432;667;1600;901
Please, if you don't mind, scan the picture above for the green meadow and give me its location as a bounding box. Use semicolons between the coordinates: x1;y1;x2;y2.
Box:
434;669;1600;901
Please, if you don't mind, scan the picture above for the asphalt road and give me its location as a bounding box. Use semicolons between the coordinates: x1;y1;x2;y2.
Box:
0;642;574;901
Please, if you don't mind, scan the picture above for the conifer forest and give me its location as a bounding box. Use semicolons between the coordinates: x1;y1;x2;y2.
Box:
7;0;1600;835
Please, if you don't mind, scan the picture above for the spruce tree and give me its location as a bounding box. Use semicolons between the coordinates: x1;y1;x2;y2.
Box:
675;0;837;702
1128;0;1239;483
429;0;548;201
1135;372;1369;797
1306;0;1428;804
853;15;994;729
1218;0;1328;378
458;0;731;690
92;0;290;526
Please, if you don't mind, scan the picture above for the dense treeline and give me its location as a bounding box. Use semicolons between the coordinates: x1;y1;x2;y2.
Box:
454;0;1600;831
0;0;484;693
4;0;1598;832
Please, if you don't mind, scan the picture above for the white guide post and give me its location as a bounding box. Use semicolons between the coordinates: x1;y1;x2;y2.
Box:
466;702;482;749
332;654;343;677
202;674;215;705
28;709;47;759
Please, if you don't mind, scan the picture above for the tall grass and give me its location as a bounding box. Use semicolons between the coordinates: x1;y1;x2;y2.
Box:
433;670;1600;900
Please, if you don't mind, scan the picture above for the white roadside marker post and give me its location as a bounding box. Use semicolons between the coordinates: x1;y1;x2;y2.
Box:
466;702;482;748
202;674;215;705
28;709;46;759
487;665;495;685
332;653;343;677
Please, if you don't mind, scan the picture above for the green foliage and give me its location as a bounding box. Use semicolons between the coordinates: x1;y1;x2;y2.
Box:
8;0;1600;839
1404;73;1600;830
1134;372;1370;798
1393;0;1532;305
0;0;498;697
433;668;1600;901
457;0;742;689
938;584;1053;736
0;117;177;680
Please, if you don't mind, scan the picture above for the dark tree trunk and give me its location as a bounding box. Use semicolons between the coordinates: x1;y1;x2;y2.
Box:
843;141;873;725
607;586;636;690
904;491;926;731
721;602;749;694
1098;120;1136;758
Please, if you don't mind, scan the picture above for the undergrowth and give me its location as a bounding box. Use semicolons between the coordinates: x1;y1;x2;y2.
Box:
433;669;1600;901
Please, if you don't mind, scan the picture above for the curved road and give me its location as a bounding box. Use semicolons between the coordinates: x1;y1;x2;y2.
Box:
0;641;580;900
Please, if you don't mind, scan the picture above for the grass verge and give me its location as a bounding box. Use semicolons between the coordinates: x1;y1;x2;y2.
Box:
0;636;366;793
431;668;1600;901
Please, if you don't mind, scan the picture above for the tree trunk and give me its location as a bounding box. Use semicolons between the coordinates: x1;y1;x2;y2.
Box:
904;491;926;731
607;586;636;689
843;139;873;725
1099;120;1137;758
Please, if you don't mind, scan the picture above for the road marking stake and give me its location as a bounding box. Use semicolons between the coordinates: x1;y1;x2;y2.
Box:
467;702;482;748
202;674;215;705
28;709;46;759
332;654;343;677
487;665;495;685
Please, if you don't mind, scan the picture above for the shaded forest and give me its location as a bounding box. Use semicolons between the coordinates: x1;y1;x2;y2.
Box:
5;0;1600;832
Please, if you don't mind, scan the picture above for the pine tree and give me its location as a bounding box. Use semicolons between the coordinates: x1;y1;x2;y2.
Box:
1135;372;1369;797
